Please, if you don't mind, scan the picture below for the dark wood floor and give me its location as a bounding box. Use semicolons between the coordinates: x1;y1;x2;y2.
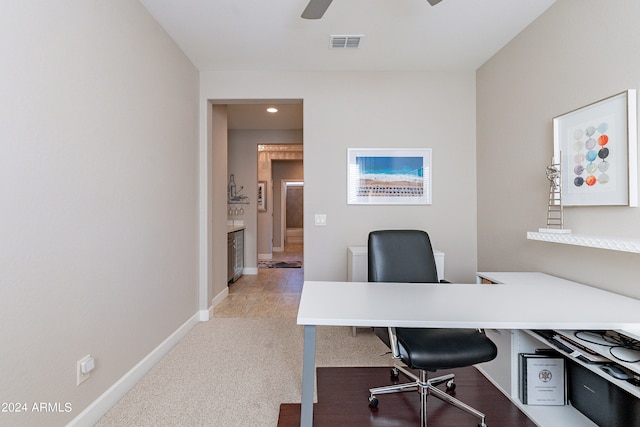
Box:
278;366;537;427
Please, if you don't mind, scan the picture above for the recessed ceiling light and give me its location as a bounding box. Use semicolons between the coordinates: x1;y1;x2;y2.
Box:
266;107;278;113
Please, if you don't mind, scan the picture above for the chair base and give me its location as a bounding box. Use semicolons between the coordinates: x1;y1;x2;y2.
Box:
368;364;488;427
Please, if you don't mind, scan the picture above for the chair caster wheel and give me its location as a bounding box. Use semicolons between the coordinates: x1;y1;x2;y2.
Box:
368;396;378;408
390;368;399;379
446;379;456;392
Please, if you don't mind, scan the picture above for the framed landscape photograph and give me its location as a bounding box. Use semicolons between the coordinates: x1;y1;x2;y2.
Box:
347;148;432;205
553;90;638;206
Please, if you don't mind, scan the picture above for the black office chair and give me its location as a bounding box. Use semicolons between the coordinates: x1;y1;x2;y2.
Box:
367;229;498;427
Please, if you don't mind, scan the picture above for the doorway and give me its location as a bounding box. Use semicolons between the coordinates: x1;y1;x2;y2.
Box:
205;100;302;314
257;146;303;258
280;180;304;250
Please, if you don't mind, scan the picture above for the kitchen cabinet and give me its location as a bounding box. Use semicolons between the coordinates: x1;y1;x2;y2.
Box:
228;228;244;283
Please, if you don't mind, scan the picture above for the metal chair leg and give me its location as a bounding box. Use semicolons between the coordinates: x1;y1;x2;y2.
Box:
420;370;428;427
369;366;488;427
428;384;487;426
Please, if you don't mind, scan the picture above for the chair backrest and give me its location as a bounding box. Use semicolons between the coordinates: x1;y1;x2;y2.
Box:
368;230;439;283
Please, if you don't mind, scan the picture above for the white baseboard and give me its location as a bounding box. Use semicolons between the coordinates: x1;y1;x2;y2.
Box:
66;312;201;427
258;253;272;260
273;246;283;252
210;287;228;310
286;228;303;243
243;267;258;275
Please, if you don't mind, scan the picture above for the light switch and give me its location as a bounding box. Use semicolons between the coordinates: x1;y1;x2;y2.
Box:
314;214;327;226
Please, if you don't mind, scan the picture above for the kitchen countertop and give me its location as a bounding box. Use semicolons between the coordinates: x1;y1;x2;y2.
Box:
227;221;245;233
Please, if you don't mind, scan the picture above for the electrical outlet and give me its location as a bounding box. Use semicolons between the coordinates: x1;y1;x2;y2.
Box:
76;355;94;386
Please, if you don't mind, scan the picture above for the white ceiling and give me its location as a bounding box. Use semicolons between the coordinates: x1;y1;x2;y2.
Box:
224;101;304;131
139;0;556;129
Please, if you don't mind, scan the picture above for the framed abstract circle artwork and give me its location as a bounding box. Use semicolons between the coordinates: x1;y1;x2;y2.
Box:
553;90;637;206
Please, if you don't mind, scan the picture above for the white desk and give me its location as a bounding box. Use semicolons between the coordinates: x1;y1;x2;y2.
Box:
297;273;640;427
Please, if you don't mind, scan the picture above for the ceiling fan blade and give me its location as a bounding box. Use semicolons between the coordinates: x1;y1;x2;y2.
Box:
427;0;443;5
301;0;333;19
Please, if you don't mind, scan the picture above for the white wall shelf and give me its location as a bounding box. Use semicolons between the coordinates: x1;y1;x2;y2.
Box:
527;231;640;253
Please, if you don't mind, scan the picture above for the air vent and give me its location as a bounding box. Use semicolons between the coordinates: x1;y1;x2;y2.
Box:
330;35;363;49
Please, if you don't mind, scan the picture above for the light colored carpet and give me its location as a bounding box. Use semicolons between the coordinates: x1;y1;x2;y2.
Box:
95;318;391;426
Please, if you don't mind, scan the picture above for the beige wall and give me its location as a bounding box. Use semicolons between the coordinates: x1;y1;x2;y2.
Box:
209;105;230;308
201;70;478;285
0;2;199;425
477;0;640;299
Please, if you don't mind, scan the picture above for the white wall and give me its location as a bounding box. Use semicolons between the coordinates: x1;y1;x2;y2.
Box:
0;2;199;425
202;70;478;284
477;0;640;299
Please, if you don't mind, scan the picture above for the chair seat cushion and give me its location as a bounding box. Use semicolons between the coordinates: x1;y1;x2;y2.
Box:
396;328;497;370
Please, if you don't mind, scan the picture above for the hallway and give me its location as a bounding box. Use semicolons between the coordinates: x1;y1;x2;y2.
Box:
213;243;303;318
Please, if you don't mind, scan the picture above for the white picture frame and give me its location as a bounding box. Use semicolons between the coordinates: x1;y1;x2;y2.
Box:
553;90;638;206
257;181;266;211
347;148;432;205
